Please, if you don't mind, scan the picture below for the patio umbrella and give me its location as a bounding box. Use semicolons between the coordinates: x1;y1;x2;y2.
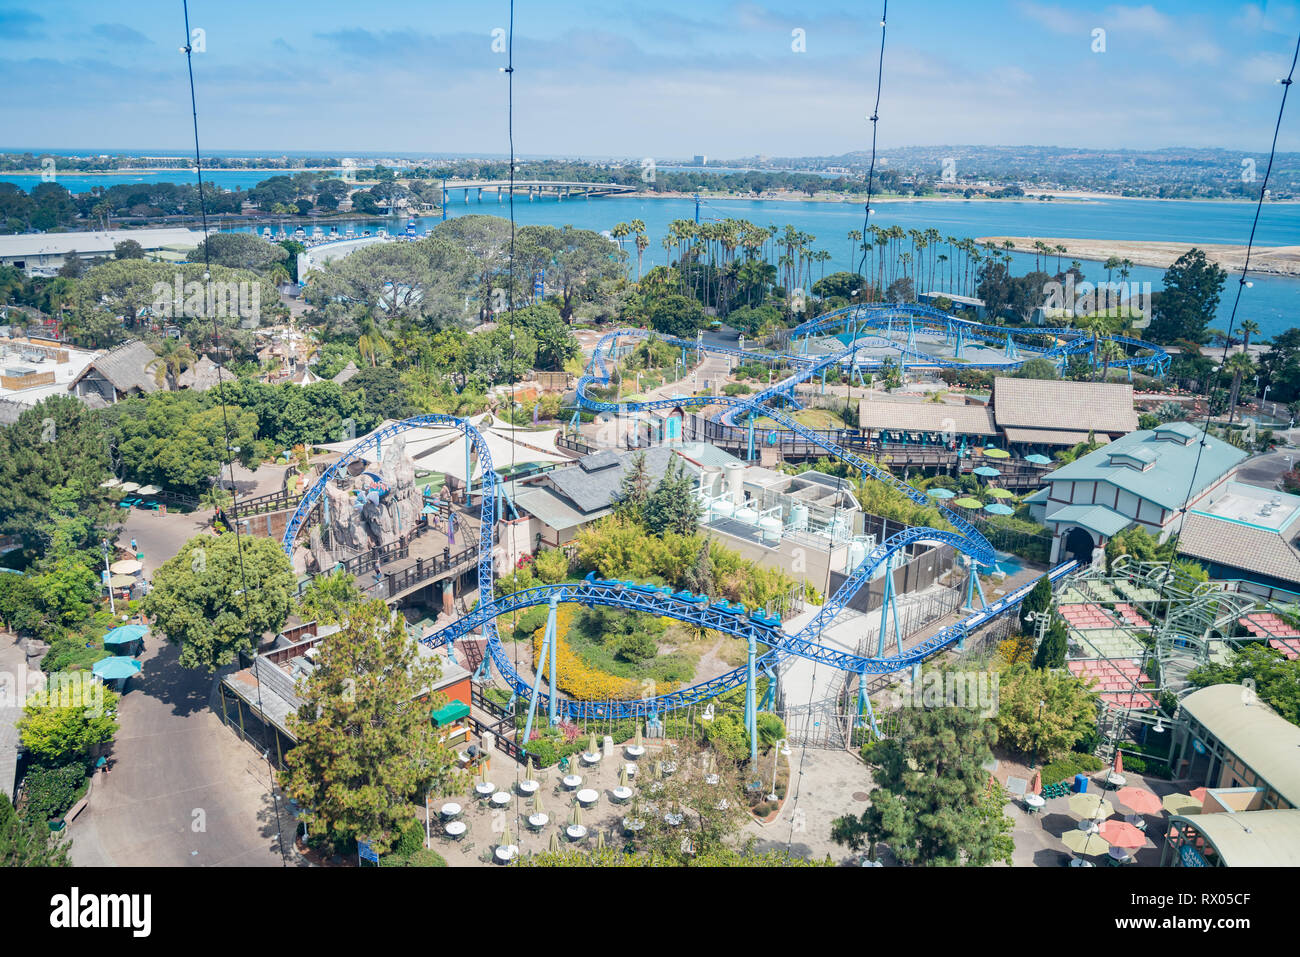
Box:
595;829;606;850
953;497;983;509
1025;453;1052;465
588;732;598;755
926;487;956;499
1162;793;1201;816
533;793;544;815
984;503;1015;516
1189;786;1209;804
102;624;147;647
1116;786;1162;815
548;831;560;853
1062;830;1111;856
500;821;514;849
987;487;1014;499
571;801;583;828
109;574;136;588
973;466;1001;477
110;559;143;574
619;764;629;788
135;484;161;496
983;448;1011;459
1099;819;1147;849
92;656;143;680
99;478;123;489
118;481;141;493
1068;794;1114;819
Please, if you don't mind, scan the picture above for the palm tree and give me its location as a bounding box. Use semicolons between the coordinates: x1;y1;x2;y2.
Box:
1239;319;1260;354
147;339;197;390
847;229;863;275
1097;338;1126;382
1224;352;1257;424
634;231;649;282
611;221;630;254
357;318;392;367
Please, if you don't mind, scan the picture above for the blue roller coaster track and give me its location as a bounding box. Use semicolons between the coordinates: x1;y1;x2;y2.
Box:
281;303;1086;731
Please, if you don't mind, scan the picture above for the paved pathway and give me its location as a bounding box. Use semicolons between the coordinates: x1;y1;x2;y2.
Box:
0;631;26;802
68;638;296;867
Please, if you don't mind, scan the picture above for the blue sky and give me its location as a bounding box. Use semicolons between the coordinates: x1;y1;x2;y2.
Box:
0;1;1296;157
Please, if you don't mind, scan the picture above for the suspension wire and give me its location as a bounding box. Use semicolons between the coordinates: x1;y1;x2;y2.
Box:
854;0;887;292
786;0;888;858
181;0;288;866
1153;29;1298;620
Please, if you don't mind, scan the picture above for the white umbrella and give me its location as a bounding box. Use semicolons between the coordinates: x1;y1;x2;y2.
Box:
110;559;143;575
118;482;141;493
135;484;162;496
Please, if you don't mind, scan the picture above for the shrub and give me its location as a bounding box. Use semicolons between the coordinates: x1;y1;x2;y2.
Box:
1040;752;1104;787
520;737;560;768
723;383;752;396
19;763;87;824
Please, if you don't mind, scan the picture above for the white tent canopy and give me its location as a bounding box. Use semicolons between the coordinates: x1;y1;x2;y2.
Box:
313;417;572;482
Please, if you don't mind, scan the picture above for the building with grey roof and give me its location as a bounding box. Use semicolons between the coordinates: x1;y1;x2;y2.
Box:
0;228;208;277
1174;482;1300;598
1034;422;1247;565
67;340;161;406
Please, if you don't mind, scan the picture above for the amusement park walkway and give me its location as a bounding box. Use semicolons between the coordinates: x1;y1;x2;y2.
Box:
64;509;303;866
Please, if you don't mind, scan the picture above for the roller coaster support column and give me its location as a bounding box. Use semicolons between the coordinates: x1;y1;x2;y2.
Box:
906;320;917;354
954;324;965;359
747;417;756;462
856;671;882;739
877;553;902;657
1005;333;1019;361
464;436;472;503
963;553;988;612
745;633;759;767
569;409;580;431
521;596;561;744
820;366;826;395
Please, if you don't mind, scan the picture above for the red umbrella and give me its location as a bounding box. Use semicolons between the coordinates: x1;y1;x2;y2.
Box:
1100;819;1147;849
1189;787;1209;806
1029;771;1041;794
1114;752;1124;774
1115;786;1162;815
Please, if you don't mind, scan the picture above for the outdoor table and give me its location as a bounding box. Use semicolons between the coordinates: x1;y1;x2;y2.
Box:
444;821;467;839
440;802;462;819
1125;813;1147;831
527;812;549;830
1068;857;1095;867
624;762;637;778
626;744;646;759
562;773;582;789
576;788;599;806
582;750;601;765
611;786;633;802
518;779;540;796
622;817;645;833
1024;794;1045;813
474;781;496;797
491;791;512;808
1105;772;1127;789
1108;846;1134;865
1077;819;1100;835
565;824;588;841
494;844;519;864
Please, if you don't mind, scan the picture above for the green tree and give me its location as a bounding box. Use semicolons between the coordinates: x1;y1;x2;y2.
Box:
19;686;120;762
0;794;72;867
297;569;366;626
1032;618;1069;670
993;663;1097;762
832;685;1014;865
643;459;701;536
1148;249;1227;345
281;599;465;853
143;534;295;671
1187;645;1300;726
646;293;705;339
1018;574;1052;634
614;452;652;521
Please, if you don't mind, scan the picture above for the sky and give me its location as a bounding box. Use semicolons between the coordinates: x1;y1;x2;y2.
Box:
0;1;1297;159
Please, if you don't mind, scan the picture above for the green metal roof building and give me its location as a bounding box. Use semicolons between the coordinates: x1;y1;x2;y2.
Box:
1031;423;1248;566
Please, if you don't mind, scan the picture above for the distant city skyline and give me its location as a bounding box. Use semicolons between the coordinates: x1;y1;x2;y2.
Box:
0;1;1297;157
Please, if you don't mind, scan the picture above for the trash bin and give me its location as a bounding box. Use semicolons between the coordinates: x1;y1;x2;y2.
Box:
1074;773;1089;793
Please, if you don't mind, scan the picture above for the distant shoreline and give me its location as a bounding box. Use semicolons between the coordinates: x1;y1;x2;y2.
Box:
975;235;1300;278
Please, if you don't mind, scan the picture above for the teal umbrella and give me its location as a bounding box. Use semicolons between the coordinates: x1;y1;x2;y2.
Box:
926;487;956;499
984;503;1015;515
93;656;143;680
102;624;147;647
973;466;1001;477
1025;454;1052;465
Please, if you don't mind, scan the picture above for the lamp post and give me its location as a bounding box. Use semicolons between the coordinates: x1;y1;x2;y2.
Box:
101;539;115;615
768;738;789;802
1029;699;1046;769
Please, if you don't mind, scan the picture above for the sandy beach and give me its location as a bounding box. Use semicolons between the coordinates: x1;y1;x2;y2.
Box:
975;235;1300;278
